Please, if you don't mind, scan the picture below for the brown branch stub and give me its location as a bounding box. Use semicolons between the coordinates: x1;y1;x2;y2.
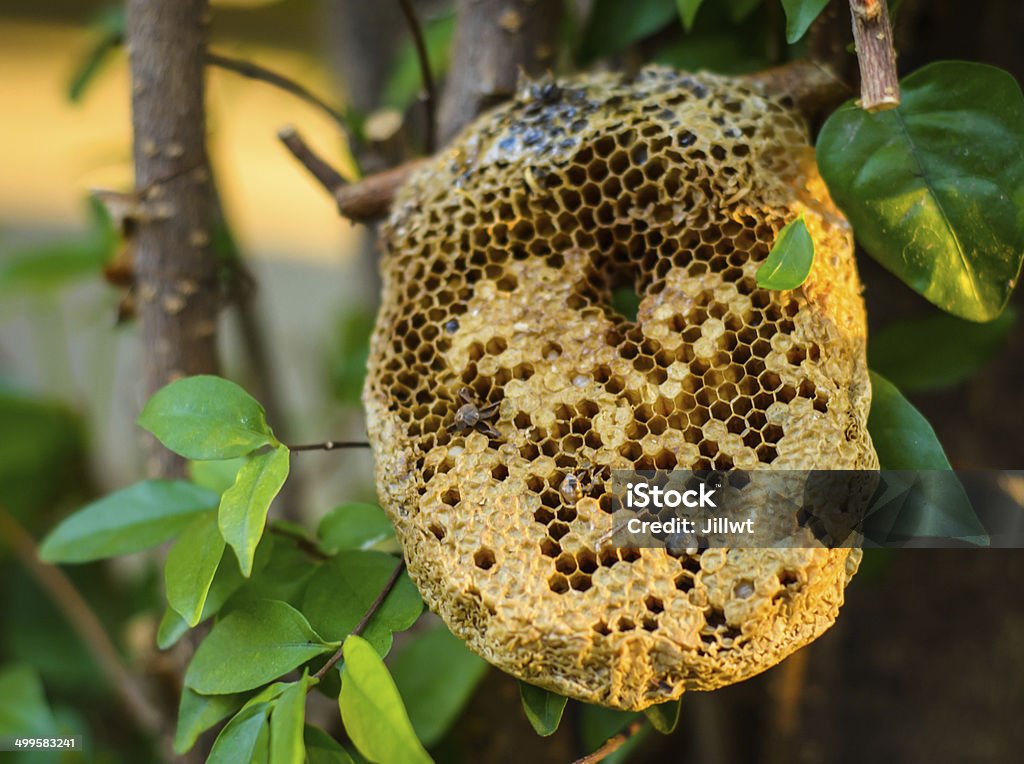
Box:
278;126;346;195
744;59;854;122
396;0;438;154
849;0;901;111
572;718;646;764
128;0;220;478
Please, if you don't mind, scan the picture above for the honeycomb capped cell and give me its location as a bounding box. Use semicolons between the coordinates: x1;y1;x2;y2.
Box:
365;66;875;711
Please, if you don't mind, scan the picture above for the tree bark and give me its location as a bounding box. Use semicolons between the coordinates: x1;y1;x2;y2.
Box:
438;0;562;145
127;0;221;477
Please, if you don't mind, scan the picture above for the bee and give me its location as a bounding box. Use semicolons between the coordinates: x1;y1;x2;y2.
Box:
449;387;501;439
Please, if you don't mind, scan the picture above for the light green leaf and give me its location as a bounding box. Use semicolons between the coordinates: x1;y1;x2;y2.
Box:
780;0;829;43
39;479;217;563
756;215;814;290
185;599;335;694
220;446;291;577
869;307;1016;391
165;512;225;626
67;7;124;103
339;635;433;764
207;703;271;764
519;682;568;737
189;457;247;494
643;699;681;734
269;676;310;764
317;503;395;553
174;687;249;754
391;624;489;746
580;0;676;63
676;0;705;30
0;665;58;738
304;726;355;764
302;552;422;659
138;375;275;460
817;62;1024;322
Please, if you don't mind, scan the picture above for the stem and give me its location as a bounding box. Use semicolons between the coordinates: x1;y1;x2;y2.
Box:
849;0;900;111
268;525;329;561
396;0;437;153
572;718;646;764
207;51;355;139
313;560;406;679
0;506;166;740
287;440;372;452
277;126;346;193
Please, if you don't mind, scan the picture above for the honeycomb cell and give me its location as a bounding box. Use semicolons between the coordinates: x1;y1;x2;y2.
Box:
366;66;875;711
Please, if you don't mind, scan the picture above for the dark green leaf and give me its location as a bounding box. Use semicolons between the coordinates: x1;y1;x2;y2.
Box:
174;687;249;754
317;503;395;553
220;446;291;577
138;375;275;460
780;0;829;43
580;705;638;750
207;703;271;764
676;0;705;30
391;624;489;746
383;12;455;113
301;552;422;659
817;62;1024;322
580;0;676;63
727;0;762;22
304;726;355;764
165;512;225;626
339;635;433;764
39;480;217;563
226;534;318;608
643;699;681;734
67;7;125;103
269;675;311;764
756;215;814;290
0;665;58;738
185;599;335;694
869;307;1016;391
518;682;568;737
868;371;952;471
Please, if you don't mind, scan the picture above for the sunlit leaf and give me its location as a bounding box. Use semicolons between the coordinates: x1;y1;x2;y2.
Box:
189;457;247;494
817;62;1024;321
207;703;271;764
219;446;290;577
643;699;681;734
519;682;568;737
165;512;225;626
268;675;311;764
756;215;814;290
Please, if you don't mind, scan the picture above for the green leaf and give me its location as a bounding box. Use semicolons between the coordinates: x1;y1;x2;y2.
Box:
227;533;318;608
185;599;335;694
643;699;681;734
302;552;423;659
219;446;291;577
756;215;814;290
189;457;247;494
165;512;225;626
174;687;249;754
868;371;952;471
676;0;705;30
39;479;218;563
580;0;676;63
269;676;310;764
868;307;1016;391
138;375;276;460
0;665;58;738
580;705;639;750
817;62;1024;322
339;635;433;764
67;7;125;103
780;0;829;43
518;682;568;737
304;726;355;764
391;624;489;746
317;503;395;553
208;703;271;764
726;0;762;22
383;12;455;113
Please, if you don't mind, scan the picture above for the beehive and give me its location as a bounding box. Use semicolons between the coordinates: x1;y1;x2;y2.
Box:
365;67;876;710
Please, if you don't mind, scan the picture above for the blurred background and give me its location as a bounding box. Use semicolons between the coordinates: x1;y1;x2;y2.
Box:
1;0;1023;761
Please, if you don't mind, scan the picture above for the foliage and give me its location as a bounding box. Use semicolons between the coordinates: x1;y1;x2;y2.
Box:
756;215;814;290
518;682;568;737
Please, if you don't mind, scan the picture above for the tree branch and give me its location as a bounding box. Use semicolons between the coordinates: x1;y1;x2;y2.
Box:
287;440;372;451
313;560;406;679
396;0;437;153
849;0;900;111
572;718;646;764
0;506;166;742
743;59;853;122
128;0;220;478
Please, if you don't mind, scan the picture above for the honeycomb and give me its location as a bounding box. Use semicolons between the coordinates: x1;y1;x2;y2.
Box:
364;67;876;710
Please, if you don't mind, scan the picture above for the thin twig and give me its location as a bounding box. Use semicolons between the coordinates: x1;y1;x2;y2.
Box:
396;0;437;153
0;505;166;739
207;51;356;139
572;718;646;764
268;524;330;561
313;560;406;679
849;0;900;111
287;440;372;452
277;126;346;193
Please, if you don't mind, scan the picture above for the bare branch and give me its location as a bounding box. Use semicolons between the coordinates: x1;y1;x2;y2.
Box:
287;440;372;451
849;0;900;111
396;0;437;153
277;126;347;194
313;560;406;679
572;718;646;764
0;506;166;742
743;59;853;121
